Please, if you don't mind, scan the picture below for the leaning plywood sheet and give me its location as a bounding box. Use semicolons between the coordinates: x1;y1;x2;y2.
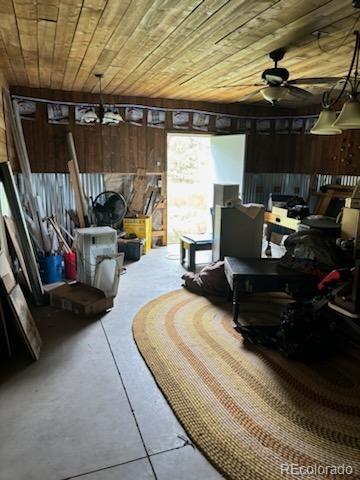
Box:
0;251;17;294
4;215;32;292
0;252;16;358
0;298;11;358
128;168;147;213
7;283;42;360
0;162;44;304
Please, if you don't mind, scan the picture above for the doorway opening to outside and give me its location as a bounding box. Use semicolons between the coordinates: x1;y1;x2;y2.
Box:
167;133;213;244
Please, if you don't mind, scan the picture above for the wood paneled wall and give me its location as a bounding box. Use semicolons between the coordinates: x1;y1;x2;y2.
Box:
10;86;360;176
10;87;289;174
245;129;360;175
20;102;167;173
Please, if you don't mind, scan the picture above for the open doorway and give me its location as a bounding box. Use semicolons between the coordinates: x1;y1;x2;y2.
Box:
167;132;246;245
167;133;213;244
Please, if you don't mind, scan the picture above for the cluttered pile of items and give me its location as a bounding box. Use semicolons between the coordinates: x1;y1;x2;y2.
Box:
183;181;360;362
0;94;164;362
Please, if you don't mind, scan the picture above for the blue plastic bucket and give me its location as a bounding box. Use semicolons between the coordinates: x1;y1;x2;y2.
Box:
38;254;63;284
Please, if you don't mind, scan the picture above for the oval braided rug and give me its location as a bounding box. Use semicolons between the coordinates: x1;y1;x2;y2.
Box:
133;289;360;480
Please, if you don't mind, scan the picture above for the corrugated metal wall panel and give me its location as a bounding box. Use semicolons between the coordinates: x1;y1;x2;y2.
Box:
316;174;360;189
244;173;360;206
17;173;105;232
13;172;360;234
243;173;311;206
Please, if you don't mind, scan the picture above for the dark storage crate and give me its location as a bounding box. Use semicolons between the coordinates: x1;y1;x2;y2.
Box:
118;238;144;261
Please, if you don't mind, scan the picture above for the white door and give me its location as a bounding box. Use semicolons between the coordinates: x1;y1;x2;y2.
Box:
210;134;246;199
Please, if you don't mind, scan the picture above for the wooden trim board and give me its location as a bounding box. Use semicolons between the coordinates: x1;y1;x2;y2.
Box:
68;160;85;228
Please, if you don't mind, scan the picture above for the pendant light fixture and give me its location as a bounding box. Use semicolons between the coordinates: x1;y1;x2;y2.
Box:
333;98;360;129
95;73;123;125
333;30;360;130
311;30;360;135
95;73;105;123
310;109;342;135
81;107;98;123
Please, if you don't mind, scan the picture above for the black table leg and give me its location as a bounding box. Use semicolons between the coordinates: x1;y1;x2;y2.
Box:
180;240;185;265
265;223;272;257
189;244;196;271
232;283;240;326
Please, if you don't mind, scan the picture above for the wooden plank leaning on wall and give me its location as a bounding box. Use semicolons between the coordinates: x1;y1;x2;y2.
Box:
0;73;12;164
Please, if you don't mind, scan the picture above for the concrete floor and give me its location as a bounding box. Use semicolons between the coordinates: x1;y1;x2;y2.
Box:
0;242;284;480
0;245;224;480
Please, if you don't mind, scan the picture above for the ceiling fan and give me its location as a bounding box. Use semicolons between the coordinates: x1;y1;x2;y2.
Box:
216;49;344;105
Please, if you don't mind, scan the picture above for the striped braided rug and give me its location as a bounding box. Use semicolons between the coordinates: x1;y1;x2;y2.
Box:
133;289;360;480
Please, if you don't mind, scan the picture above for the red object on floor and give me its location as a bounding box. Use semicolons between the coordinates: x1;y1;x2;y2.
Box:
317;269;342;291
64;251;76;280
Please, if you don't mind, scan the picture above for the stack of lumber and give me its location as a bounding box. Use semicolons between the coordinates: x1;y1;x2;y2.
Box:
127;168;163;216
314;184;354;215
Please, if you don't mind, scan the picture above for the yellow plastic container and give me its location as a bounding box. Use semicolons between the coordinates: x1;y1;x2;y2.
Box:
123;216;152;254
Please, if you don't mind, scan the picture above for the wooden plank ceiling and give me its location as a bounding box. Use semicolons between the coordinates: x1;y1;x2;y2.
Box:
0;0;358;104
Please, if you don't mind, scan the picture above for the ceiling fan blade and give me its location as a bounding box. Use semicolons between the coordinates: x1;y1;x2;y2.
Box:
238;88;263;101
287;85;313;98
288;77;345;85
214;83;263;88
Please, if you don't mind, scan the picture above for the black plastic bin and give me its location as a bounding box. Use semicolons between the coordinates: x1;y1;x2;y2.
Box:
118;238;144;261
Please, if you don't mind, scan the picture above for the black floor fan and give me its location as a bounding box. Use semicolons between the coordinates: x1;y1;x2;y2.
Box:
92;191;127;228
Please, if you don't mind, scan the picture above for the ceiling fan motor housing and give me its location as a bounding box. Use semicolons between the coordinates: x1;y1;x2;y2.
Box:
262;67;290;84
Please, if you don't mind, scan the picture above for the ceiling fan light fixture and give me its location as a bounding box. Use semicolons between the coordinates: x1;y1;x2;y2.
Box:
103;109;122;124
82;107;98;123
332;99;360;129
260;86;289;104
311;109;342;135
319;29;360;129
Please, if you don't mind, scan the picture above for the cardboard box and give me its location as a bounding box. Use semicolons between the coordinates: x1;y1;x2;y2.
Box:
341;207;360;240
49;283;113;317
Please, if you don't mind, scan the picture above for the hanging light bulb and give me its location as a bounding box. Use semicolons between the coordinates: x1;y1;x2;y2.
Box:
82;107;98;123
333;98;360;129
311;109;342;135
261;86;289;104
103;108;123;124
312;30;360;134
